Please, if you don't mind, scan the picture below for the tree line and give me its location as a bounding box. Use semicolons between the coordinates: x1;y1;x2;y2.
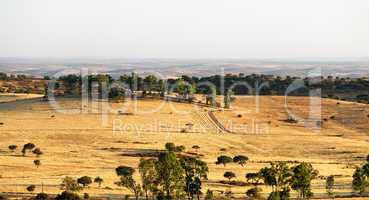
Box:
53;73;369;102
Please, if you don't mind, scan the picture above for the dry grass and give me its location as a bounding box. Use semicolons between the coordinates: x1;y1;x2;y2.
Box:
0;95;368;199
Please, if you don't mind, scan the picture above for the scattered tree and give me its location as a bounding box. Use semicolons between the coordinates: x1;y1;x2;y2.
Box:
290;162;318;199
181;157;209;200
233;155;249;167
22;143;35;156
8;145;17;152
246;187;262;199
77;176;92;188
27;185;36;193
32;148;43;157
94;177;103;188
116;166;135;177
155;151;184;200
115;166;142;200
215;155;233;167
326;175;335;197
138;158;158;200
352;164;369;195
60;177;82;192
246;172;261;185
224;171;236;182
34;160;41;168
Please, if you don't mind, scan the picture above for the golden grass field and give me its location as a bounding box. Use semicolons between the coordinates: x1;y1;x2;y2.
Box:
0;94;368;199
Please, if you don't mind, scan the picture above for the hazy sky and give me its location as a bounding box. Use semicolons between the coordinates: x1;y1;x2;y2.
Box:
1;0;368;59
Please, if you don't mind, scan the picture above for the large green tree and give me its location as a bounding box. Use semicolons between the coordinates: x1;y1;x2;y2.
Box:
155;152;185;200
139;158;158;200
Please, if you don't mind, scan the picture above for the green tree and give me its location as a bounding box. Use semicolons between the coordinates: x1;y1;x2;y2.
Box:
116;166;135;177
233;155;249;167
259;162;291;200
56;191;82;200
34;160;41;168
60;177;82;192
22;143;35;156
27;185;36;193
326;175;335;197
165;142;176;152
224;171;236;182
144;75;158;94
139;158;158;200
180;157;209;200
246;187;262;199
367;154;369;163
290;162;318;199
352;165;369;195
94;177;103;188
115;169;142;200
246;172;261;185
77;176;92;188
215;155;233;167
32;148;43;157
8;145;17;152
155;151;184;200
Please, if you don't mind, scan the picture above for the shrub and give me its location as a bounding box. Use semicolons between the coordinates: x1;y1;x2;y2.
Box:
246;187;262;198
32;148;43;157
27;185;36;193
34;160;41;168
233;155;249;166
224;171;236;181
237;114;242;118
116;166;135;177
55;191;82;200
216;155;233;166
60;177;82;192
204;189;214;200
35;193;48;200
77;176;92;187
8;145;17;152
83;193;89;200
94;177;103;187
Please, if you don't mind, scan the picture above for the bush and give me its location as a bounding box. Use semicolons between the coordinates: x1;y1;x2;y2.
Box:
35;193;48;200
27;185;36;193
204;189;214;200
165;142;176;151
0;194;8;200
8;145;17;152
56;191;82;200
246;187;262;198
83;193;89;200
77;176;92;187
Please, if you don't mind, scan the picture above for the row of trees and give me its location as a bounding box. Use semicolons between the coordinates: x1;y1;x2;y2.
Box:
54;73;369;102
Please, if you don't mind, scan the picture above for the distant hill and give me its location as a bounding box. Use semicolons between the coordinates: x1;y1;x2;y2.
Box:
0;58;368;78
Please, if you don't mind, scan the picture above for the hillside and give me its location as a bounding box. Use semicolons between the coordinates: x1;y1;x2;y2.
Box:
0;96;368;198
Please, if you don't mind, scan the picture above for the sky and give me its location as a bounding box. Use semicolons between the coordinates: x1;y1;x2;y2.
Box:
0;0;369;59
